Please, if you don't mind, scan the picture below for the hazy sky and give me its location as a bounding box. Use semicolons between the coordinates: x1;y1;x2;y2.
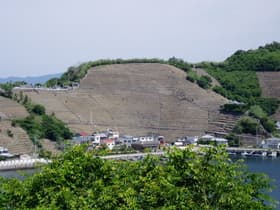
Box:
0;0;279;77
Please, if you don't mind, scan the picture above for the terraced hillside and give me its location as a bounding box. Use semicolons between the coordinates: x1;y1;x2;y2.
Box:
257;71;280;120
0;96;28;120
20;63;228;140
0;97;32;154
0;121;33;154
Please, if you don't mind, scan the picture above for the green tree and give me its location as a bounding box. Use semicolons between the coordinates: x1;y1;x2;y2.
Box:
0;146;276;209
32;104;46;115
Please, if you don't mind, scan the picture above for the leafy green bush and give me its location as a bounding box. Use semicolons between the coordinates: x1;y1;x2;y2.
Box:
0;146;275;209
16;116;44;139
31;104;46;115
254;97;280;116
11;120;16;127
221;103;247;114
6;129;13;138
234;116;260;134
248;105;267;119
197;75;212;89
206;68;261;103
225;133;240;147
261;117;276;133
16;114;72;142
186;75;195;82
42;115;72;141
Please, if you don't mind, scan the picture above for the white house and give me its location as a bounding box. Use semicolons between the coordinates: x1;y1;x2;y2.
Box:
199;135;228;145
92;133;107;144
100;139;115;150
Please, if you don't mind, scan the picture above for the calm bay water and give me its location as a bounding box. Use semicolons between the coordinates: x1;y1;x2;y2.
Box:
241;157;280;207
0;157;279;208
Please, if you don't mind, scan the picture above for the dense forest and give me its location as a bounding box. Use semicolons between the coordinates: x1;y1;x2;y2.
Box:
199;42;280;136
224;41;280;72
0;146;276;209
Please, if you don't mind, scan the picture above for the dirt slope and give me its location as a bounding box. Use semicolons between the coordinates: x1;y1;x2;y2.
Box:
21;63;228;140
0;96;32;154
0;96;28;120
257;71;280;120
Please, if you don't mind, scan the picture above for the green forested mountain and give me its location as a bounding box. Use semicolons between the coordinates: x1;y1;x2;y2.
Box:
224;41;280;72
203;42;280;116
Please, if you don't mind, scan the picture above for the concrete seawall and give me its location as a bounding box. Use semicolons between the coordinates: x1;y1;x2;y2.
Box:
0;158;51;171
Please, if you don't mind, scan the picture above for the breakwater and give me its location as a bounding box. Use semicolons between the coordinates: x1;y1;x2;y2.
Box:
0;158;51;171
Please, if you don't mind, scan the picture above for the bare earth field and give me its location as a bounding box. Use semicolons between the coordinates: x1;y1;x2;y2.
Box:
257;71;280;121
20;63;228;141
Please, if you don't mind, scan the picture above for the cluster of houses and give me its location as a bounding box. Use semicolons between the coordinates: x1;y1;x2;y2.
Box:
173;134;228;147
72;129;231;151
73;129;165;151
73;128;280;152
13;82;80;91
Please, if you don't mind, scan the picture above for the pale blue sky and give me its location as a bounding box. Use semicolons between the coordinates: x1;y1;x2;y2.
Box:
0;0;280;77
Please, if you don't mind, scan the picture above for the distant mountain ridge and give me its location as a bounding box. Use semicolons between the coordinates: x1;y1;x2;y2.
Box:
0;73;62;84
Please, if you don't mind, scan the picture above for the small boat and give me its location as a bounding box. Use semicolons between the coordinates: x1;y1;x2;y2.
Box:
241;151;249;156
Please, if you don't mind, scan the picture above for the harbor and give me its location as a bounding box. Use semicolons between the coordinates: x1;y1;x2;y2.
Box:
226;147;279;157
1;146;279;171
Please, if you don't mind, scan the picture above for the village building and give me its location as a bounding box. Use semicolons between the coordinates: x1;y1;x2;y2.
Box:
131;135;159;151
92;132;108;144
117;135;138;146
262;137;280;149
100;139;115;150
72;132;93;144
199;134;228;145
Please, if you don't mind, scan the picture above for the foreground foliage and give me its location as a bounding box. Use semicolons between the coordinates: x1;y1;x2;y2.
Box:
0;146;276;209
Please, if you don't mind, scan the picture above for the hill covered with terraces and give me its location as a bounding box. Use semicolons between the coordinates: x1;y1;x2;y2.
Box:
19;63;227;140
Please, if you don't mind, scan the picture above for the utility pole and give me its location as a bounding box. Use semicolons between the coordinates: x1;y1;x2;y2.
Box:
256;119;260;147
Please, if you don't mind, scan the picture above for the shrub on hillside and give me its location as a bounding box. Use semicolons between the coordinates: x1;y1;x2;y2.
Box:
234;116;260;135
16;114;72;142
32;104;46;115
186;75;195;82
248;105;267;119
225;133;240;147
261;117;276;133
197;75;212;89
221;103;247;114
